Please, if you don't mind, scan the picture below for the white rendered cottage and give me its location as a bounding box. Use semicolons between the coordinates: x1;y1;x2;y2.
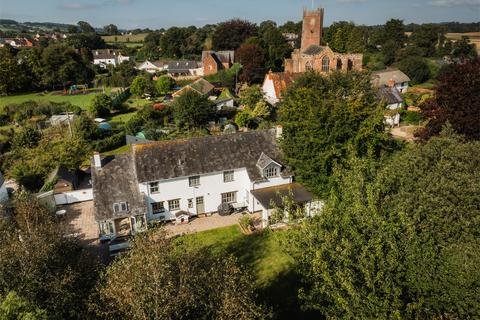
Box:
92;49;130;68
91;128;317;242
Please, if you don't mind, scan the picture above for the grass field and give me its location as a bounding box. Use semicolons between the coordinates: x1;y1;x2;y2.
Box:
0;91;102;109
102;33;148;43
177;225;318;319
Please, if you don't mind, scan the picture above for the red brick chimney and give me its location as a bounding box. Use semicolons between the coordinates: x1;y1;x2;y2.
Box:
387;79;396;88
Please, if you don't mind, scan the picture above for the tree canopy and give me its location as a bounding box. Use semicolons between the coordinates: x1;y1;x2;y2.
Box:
285;127;480;319
416;58;480;140
93;230;268;320
172;90;214;129
212;19;258;50
278;71;398;198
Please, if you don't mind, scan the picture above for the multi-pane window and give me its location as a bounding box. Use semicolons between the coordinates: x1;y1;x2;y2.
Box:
149;182;159;193
99;221;114;236
264;166;279;178
151;202;165;214
223;170;234;182
189;176;200;187
168;199;180;211
113;202;128;213
305;61;313;71
322;56;330;72
188;199;193;208
221;192;237;204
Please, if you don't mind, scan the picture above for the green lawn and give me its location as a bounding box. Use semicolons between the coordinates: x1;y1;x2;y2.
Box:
177;225;318;319
102;144;132;156
108;111;137;124
0;91;101;109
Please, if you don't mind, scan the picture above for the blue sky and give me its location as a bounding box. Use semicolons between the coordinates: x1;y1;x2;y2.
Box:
1;0;479;29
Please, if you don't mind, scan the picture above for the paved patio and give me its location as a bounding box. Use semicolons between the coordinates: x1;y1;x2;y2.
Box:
164;212;250;237
60;201;99;247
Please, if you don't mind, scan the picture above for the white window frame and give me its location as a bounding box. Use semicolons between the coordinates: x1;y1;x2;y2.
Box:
168;199;180;211
221;192;237;204
151;201;165;214
149;182;159;194
189;176;200;187
113;202;128;213
223;170;234;183
264;166;279;178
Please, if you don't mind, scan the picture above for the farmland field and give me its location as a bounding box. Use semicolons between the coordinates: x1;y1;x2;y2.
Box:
102;33;148;43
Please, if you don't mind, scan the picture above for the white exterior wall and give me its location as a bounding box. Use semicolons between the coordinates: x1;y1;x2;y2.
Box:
54;188;93;205
142;168;252;221
387;102;403;110
0;183;8;203
140;167;292;222
384;113;400;127
262;78;279;105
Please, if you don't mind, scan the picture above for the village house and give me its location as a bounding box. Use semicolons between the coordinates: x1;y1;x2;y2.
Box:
282;33;299;48
377;86;404;127
136;60;168;74
201;50;235;76
167;61;202;77
284;8;363;74
92;49;131;68
172;78;215;98
91;128;317;245
262;70;300;105
0;38;33;48
371;69;411;93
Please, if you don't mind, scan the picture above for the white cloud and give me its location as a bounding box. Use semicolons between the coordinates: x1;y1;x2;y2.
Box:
428;0;480;7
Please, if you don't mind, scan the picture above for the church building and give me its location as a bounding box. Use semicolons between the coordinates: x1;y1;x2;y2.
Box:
285;8;363;74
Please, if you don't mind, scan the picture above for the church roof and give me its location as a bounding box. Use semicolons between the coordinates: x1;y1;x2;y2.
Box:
302;44;324;56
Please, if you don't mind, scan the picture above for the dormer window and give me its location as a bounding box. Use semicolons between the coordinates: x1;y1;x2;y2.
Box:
264;165;279;178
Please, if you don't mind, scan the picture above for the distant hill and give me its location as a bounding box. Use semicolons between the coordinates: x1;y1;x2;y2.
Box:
0;20;76;33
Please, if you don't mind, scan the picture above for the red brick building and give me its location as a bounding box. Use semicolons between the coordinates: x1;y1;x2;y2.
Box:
285;8;363;74
201;50;235;76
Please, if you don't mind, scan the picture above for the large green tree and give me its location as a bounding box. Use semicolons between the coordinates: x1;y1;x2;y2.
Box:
93;230;268;320
285;128;480;319
212;19;258;50
0;192;100;319
278;71;397;197
172;90;214;129
398;56;430;84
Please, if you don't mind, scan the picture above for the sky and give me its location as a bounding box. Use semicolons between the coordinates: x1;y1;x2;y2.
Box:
0;0;479;29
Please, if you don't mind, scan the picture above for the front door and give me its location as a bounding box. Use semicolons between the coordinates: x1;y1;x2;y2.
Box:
196;196;205;215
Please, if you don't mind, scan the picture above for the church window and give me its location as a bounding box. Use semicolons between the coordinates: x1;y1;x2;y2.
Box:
322;56;330;72
305;61;313;71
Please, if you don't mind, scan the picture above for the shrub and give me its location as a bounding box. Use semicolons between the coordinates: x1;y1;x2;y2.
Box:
398;56;430;85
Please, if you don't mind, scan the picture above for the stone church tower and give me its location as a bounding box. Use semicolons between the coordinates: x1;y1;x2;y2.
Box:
301;8;324;51
284;7;363;74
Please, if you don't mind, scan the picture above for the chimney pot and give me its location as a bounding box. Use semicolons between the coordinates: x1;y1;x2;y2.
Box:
276;125;283;139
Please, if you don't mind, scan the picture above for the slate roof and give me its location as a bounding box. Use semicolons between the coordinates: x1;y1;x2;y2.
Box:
0;172;4;187
303;44;324;56
377;86;403;105
371;69;411;87
189;78;215;95
92;154;147;221
256;152;276;169
92;49;122;60
202;50;235;64
132;129;285;183
167;61;199;72
251;183;313;209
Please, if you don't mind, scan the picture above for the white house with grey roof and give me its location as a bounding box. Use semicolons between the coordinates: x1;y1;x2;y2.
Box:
91;128;317;243
371;69;411;93
92;49;130;68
